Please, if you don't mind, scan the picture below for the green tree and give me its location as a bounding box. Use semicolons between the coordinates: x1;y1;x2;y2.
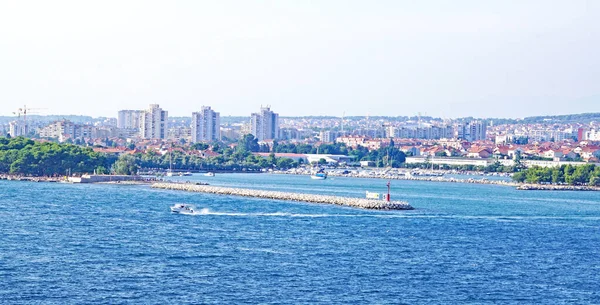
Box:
191;142;209;151
95;166;108;175
276;158;294;169
113;155;139;175
513;172;526;183
551;168;564;184
239;134;260;152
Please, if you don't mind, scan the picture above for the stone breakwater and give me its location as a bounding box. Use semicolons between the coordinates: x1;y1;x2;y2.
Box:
273;171;520;187
517;184;600;191
152;183;413;210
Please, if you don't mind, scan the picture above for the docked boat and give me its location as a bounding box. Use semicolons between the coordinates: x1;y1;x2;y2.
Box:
204;172;215;177
182;172;193;176
310;169;327;180
406;170;443;178
170;204;196;214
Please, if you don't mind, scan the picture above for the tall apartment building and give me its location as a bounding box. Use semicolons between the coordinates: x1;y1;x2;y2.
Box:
117;110;143;129
280;128;303;141
320;130;338;143
251;106;279;141
9;120;28;137
38;120;94;142
139;104;168;139
456;121;487;142
469;121;487;141
191;106;220;142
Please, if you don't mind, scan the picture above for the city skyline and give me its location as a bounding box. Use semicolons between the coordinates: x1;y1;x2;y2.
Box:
1;1;599;118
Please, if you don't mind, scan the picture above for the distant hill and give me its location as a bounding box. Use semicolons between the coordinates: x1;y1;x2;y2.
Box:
485;113;600;125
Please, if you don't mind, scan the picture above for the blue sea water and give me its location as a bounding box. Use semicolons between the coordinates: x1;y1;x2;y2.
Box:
1;173;599;304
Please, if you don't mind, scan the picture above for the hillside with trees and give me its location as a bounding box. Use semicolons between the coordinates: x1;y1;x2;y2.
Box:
0;137;112;176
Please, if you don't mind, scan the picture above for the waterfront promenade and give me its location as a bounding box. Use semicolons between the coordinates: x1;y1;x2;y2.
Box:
152;182;413;210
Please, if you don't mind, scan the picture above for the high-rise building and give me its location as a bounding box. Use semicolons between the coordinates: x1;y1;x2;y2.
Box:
191;106;220;142
320;130;338;143
38;120;94;142
251;106;279;141
469;121;487;141
140;104;168;139
455;121;487;142
9;120;28;137
117;110;143;129
577;128;585;142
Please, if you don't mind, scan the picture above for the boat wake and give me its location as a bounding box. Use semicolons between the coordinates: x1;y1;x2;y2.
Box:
185;208;600;222
192;208;352;218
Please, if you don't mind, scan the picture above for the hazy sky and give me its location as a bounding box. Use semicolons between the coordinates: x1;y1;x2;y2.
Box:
0;1;598;118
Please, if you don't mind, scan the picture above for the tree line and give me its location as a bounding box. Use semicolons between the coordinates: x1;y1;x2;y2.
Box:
0;137;113;176
513;164;600;186
1;135;409;176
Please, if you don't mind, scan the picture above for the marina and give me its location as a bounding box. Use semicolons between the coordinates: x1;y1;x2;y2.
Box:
152;182;413;210
273;168;521;187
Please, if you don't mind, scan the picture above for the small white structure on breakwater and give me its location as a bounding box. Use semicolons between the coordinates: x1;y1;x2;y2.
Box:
68;175;154;183
152;183;413;210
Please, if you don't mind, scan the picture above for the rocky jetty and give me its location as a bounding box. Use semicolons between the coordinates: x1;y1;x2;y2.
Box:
272;170;520;187
152;182;413;210
516;184;600;191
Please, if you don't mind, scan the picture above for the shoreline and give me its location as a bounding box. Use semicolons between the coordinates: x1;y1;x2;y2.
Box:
2;173;599;192
271;171;600;191
272;171;521;187
152;182;413;210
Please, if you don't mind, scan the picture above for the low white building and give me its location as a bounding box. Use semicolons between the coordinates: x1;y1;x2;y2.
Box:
305;154;355;164
405;156;493;167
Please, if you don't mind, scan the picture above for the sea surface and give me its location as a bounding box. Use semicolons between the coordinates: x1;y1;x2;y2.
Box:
1;173;599;304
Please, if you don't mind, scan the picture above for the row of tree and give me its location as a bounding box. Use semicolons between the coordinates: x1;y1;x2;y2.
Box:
513;164;600;186
0;137;113;176
1;135;411;176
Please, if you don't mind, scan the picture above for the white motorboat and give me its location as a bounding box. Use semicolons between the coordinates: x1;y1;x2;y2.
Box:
204;172;215;177
170;204;196;214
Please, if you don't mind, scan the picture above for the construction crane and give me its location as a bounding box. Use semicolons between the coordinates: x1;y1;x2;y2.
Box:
12;105;45;136
13;105;44;124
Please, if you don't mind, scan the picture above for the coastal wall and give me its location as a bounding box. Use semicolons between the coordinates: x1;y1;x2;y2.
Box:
152;182;413;210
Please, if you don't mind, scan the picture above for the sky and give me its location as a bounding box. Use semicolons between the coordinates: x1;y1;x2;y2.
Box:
0;0;598;119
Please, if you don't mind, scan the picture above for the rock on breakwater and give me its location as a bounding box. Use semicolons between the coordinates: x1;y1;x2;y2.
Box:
517;184;600;191
152;182;413;210
271;170;520;187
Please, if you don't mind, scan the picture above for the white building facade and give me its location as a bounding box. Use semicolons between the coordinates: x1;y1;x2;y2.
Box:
9;120;28;137
139;104;168;139
251;106;279;141
456;121;487;142
191;106;220;142
117;110;143;129
38;120;94;141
